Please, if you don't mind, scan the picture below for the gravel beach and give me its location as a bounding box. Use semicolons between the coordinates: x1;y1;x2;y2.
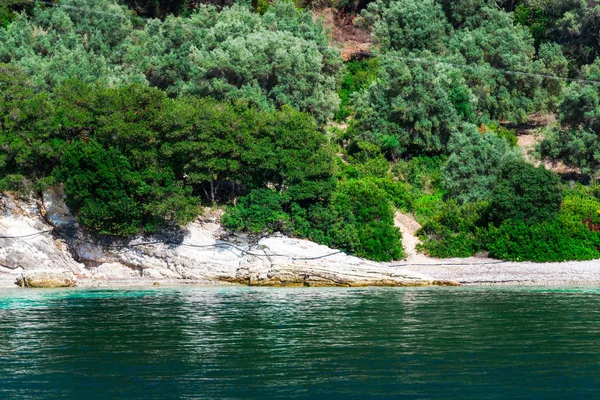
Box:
392;257;600;286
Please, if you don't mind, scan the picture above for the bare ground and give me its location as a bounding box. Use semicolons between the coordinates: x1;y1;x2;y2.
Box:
511;113;583;176
315;8;371;61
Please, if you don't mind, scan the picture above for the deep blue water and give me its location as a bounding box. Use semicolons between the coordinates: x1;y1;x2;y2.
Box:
1;286;599;399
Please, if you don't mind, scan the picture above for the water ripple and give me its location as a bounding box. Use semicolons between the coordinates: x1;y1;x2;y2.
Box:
0;286;599;399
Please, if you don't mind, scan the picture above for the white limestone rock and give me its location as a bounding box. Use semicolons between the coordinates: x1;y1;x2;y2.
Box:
0;189;440;287
16;269;77;288
0;193;87;277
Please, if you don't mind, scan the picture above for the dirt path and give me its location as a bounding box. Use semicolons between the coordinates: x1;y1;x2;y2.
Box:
394;211;431;263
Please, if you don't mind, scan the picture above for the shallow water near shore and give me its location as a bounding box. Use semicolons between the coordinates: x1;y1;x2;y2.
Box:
1;286;599;399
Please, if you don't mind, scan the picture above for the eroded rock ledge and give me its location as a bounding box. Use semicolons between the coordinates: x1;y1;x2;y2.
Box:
0;189;442;288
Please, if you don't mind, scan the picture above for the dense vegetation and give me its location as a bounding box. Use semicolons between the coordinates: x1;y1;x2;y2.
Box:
2;0;600;262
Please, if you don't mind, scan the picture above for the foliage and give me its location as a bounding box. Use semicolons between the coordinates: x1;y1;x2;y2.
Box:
486;123;518;148
54;140;198;236
351;1;555;157
319;179;404;260
359;0;451;53
561;183;600;225
446;6;546;123
412;192;444;221
513;0;600;67
416;199;486;258
0;0;34;28
513;1;550;47
223;178;405;261
335;57;379;121
540;60;600;176
0;0;146;90
0;6;15;28
483;216;600;262
0;79;337;240
442;124;522;203
350;54;475;156
0;0;342;122
125;0;343;122
221;189;290;233
485;161;564;225
392;155;446;194
161;99;336;203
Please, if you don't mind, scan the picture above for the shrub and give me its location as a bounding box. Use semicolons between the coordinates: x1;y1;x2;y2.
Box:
483;217;600;262
442;124;522;203
222;179;405;261
55;141;198;236
486;161;564;225
487;124;518;148
416;199;486;258
327;179;404;261
222;189;290;233
561;189;600;226
335;58;379;121
417;232;479;258
392;155;446;194
412;192;445;221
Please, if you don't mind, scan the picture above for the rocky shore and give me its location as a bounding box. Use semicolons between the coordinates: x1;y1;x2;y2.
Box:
1;190;599;289
0;190;437;288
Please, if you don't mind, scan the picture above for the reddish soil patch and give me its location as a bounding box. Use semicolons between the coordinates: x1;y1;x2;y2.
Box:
315;8;371;61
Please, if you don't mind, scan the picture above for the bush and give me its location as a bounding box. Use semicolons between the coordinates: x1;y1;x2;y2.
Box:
487;124;518;148
222;189;290;233
392;155;446;195
326;179;404;261
483;217;600;262
222;179;405;261
486;161;564;225
55;141;198;236
416;199;486;258
335;58;379;121
442;124;522;203
417;232;479;258
561;188;600;225
412;192;445;221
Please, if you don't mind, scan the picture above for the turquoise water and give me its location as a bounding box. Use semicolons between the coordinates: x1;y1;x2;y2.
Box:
1;286;600;399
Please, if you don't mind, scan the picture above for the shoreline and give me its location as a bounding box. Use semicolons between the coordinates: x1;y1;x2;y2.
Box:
396;257;600;287
2;257;600;288
2;192;600;289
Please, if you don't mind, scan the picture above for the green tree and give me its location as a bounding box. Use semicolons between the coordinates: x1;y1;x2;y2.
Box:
126;1;343;122
486;161;564;225
350;53;475;156
0;0;145;90
540;60;600;176
442;124;522;203
55;140;198;236
358;0;451;53
351;1;554;157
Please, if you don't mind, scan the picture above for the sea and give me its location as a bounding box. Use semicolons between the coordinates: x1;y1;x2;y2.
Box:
1;286;599;399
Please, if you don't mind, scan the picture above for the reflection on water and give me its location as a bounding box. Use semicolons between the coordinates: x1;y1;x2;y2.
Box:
1;286;599;399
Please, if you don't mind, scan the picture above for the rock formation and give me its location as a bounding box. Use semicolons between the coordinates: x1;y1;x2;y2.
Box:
0;189;438;287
